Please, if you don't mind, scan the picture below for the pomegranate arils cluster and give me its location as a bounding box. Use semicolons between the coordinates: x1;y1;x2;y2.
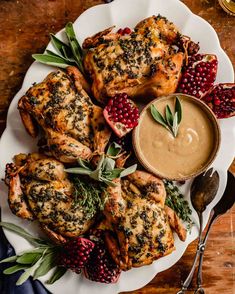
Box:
178;54;218;98
202;83;235;118
60;237;95;274
83;232;121;283
103;93;140;138
117;27;132;35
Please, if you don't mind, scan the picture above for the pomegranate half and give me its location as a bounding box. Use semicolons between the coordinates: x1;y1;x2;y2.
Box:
103;93;140;138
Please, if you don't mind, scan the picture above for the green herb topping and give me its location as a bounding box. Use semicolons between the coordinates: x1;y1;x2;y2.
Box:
72;177;107;218
32;22;84;74
65;143;137;187
0;222;66;285
164;180;194;231
150;96;182;138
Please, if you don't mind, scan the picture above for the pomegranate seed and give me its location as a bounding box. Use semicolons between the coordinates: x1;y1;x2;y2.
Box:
123;27;131;34
117;28;124;35
108;99;113;106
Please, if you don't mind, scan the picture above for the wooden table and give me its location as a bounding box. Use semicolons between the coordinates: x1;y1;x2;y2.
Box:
0;1;234;293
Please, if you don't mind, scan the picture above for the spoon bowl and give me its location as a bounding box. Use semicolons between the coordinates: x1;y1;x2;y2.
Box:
190;168;220;213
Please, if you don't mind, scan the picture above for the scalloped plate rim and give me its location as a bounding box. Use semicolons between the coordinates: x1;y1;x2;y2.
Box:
0;0;234;293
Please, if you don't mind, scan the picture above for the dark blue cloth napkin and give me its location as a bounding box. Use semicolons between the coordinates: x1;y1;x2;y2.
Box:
0;210;50;294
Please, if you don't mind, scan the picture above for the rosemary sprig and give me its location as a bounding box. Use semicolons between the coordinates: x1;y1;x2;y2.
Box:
163;181;194;231
150;96;182;137
65;143;137;187
32;22;84;74
0;222;66;285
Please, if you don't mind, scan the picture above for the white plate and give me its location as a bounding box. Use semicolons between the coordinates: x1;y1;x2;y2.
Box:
0;0;234;293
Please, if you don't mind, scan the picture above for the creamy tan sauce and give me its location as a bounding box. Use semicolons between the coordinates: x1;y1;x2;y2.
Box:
135;96;216;178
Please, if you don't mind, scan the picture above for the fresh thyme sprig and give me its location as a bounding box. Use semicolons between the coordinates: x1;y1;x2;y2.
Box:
150;96;182;137
164;180;194;231
72;177;107;218
32;22;84;74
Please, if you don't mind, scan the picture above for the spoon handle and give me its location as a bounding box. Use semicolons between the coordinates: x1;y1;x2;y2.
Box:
196;212;219;288
179;213;204;292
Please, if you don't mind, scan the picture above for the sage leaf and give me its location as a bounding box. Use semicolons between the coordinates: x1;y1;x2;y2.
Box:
120;164;137;178
50;33;71;55
77;158;91;169
33;252;57;279
99;177;117;187
61;46;75;62
107;142;122;157
150;105;169;129
65;22;83;57
65;22;84;73
175;96;182;124
64;167;92;175
4;264;29;275
172;113;179;138
16;268;34;286
105;168;123;179
69;40;84;73
16;254;44;285
32;54;70;69
165;105;173;126
46;266;67;284
96;154;105;171
0;255;18;263
45;49;64;59
103;157;116;171
89;168;102;181
0;222;48;246
17;247;49;257
17;253;41;265
45;49;74;65
150;97;182;138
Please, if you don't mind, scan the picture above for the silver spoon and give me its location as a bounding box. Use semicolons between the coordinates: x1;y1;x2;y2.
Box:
194;170;235;293
177;168;219;294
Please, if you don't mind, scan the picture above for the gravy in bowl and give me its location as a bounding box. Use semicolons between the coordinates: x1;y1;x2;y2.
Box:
133;94;220;180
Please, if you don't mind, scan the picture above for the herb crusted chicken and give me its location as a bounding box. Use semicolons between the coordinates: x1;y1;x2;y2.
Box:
18;66;111;163
83;15;184;104
5;153;97;242
103;170;186;270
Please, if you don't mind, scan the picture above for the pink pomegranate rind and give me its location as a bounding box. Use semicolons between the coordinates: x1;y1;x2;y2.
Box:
201;83;235;118
177;54;218;98
103;93;140;138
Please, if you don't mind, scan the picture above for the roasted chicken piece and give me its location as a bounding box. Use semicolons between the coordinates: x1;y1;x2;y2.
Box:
5;153;96;241
18;66;111;163
83;15;184;104
103;170;186;270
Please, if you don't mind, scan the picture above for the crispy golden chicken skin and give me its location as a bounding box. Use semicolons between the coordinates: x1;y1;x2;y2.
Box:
83;15;184;104
5;153;95;240
18;66;111;163
102;170;186;270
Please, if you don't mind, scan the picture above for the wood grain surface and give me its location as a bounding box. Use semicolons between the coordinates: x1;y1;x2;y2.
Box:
0;1;234;293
